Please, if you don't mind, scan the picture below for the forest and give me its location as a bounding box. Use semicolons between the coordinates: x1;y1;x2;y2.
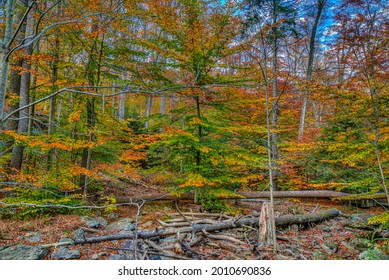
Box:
0;0;389;260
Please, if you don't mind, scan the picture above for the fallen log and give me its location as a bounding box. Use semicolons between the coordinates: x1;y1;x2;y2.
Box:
275;209;341;227
115;191;351;203
41;209;341;247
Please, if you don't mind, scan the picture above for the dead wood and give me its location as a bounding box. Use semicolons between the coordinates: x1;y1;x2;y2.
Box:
169;212;232;219
158;219;216;227
41;209;340;248
258;202;273;247
201;230;246;245
274;209;340;227
144;240;191;260
116;190;352;203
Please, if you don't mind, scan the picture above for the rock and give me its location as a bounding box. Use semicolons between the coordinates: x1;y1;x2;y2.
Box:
349;238;373;251
358;249;389;260
341;241;355;251
123;254;136;260
321;241;338;254
0;245;50;260
73;228;85;240
82;216;108;229
109;254;125;260
355;230;376;239
106;218;135;232
312;250;327;260
91;252;108;260
315;222;332;231
51;247;81;260
22;232;43;243
59;237;74;245
344;214;374;230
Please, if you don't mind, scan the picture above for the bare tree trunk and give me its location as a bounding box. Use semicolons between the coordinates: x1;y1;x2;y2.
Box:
10;9;34;170
118;92;126;120
118;73;127;121
47;34;59;170
271;29;279;192
266;80;277;254
28;40;40;136
160;95;166;115
159;94;167;132
258;202;274;248
145;96;153;129
3;9;25;161
298;0;326;141
371;84;389;205
0;0;15;120
80;24;103;195
80;97;95;193
170;93;178;120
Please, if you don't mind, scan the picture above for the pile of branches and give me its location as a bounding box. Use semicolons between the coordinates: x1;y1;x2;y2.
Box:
43;208;341;260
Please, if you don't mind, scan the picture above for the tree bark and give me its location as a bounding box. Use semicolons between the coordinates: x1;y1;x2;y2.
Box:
118;92;126;120
0;0;15;120
47;33;60;170
9;8;34;171
145;96;153;129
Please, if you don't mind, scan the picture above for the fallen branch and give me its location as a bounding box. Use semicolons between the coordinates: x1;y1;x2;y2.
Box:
158;219;217;227
144;240;191;260
201;230;246;245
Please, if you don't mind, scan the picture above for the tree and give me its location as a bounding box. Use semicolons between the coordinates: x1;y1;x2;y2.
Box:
330;0;389;204
298;0;327;141
243;0;297;191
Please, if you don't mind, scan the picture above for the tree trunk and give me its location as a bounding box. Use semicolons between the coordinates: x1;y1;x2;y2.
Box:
160;95;166;115
80;97;95;194
271;23;279;192
9;10;34;171
298;0;326;141
145;96;153;129
0;0;15;120
3;9;26;162
118;92;126;120
47;34;59;170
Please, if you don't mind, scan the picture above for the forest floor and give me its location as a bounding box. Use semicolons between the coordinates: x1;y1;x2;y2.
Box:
1;195;389;260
